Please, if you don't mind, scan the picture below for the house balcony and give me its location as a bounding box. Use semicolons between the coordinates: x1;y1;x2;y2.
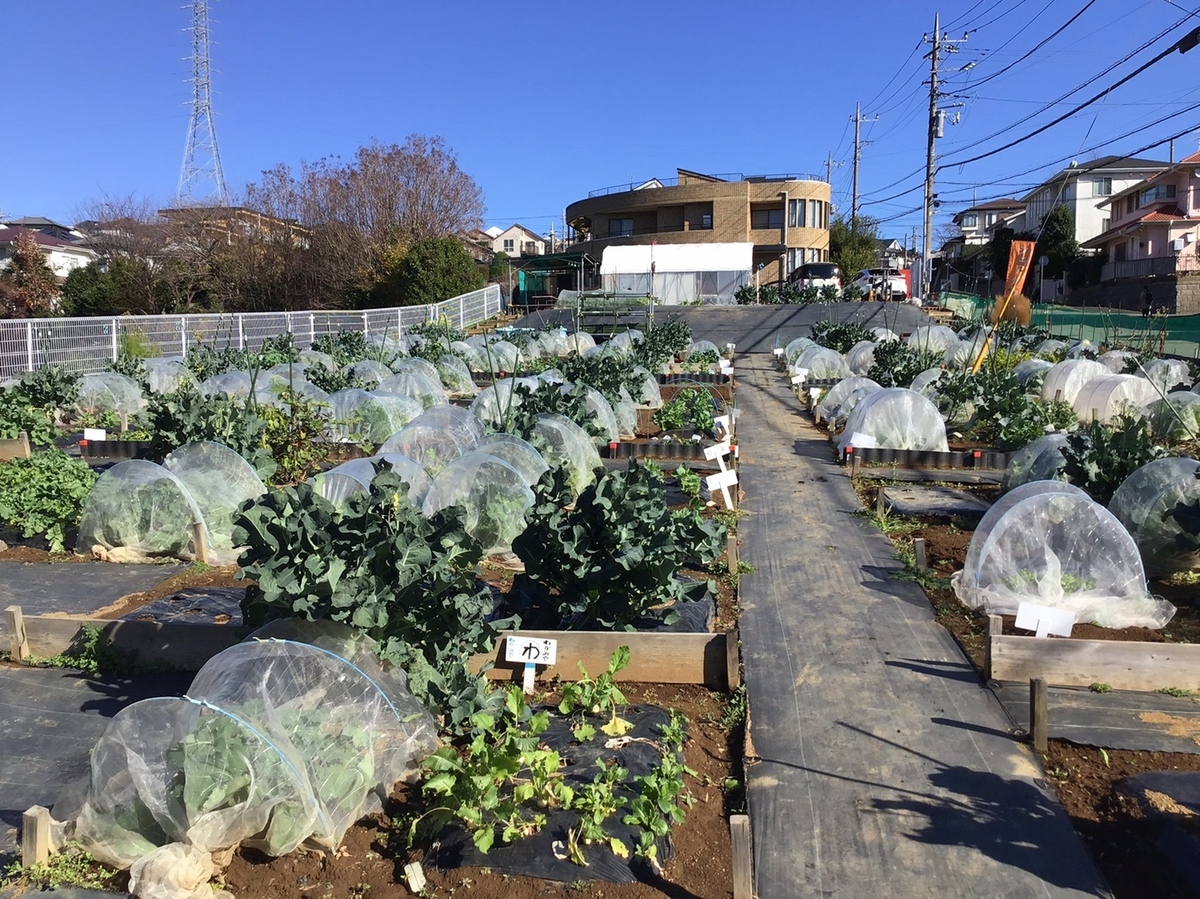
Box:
567;223;714;246
1101;255;1200;281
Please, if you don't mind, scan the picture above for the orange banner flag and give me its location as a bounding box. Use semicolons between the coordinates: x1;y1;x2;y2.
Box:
1004;240;1037;298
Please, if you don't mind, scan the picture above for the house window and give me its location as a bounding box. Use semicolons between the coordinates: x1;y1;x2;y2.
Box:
751;208;785;229
700;213;712;229
503;239;514;253
1126;195;1136;215
1114;242;1127;262
1101;217;1111;233
608;218;634;238
788;199;805;228
985;213;997;226
1140;184;1177;205
787;248;803;273
1093;177;1113;196
960;214;978;228
808;200;824;230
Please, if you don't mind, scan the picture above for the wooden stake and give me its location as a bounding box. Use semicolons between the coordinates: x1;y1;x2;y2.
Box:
913;538;927;571
191;521;210;565
5;605;29;662
1030;677;1049;753
726;629;741;691
22;805;50;868
730;814;753;899
984;615;1002;682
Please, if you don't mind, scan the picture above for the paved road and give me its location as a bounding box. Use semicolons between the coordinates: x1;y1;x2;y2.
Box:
511;301;930;351
734;352;1111;898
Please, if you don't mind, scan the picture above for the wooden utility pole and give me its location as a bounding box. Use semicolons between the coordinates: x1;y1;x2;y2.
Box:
922;13;966;300
851;103;877;230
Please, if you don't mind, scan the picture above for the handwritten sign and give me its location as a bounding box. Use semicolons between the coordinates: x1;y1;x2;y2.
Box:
505;635;558;666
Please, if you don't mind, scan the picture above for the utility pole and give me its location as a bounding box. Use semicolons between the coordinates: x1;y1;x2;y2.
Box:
921;13;966;300
851;102;878;231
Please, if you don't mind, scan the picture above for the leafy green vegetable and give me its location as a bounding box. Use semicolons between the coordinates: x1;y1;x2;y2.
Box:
0;450;96;552
511;459;725;630
1061;415;1169;505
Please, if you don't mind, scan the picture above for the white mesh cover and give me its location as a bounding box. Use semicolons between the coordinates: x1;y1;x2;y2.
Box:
943;335;989;370
78;373;145;415
482;340;522;373
784;338;816;366
1071;374;1159;425
345;360;392;386
794;346;851;381
309;470;369;507
905;326;959;353
687;339;719;359
390;356;441;383
199;372;252;400
1013;359;1053;386
379;406;484;475
162;442;266;565
450;340;485;371
1002;433;1069;492
570;384;619;444
315;456;431;507
815;377;880;424
421;452;534;553
1140;358;1191;393
298;349;336;371
376;372;448;410
953;485;1174;628
72;622;437;873
871;328;899;342
608;331;643;354
327;389;422;444
845;341;878;376
473;434;550;486
1034;339;1068;358
1109;457;1200;576
837;388;949;454
78;460;207;563
564;332;597;355
1098;350;1136;373
630;366;663;408
145;360;195;395
614;399;638;438
527;413;602;497
1040;359;1109;406
1145;391;1200;440
909;368;945;399
436;354;477;396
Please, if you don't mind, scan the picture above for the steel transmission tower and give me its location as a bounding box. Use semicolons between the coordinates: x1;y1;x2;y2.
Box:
177;0;228;205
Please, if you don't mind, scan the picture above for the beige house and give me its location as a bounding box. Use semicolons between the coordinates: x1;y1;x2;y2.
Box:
565;168;830;284
0;226;97;279
491;224;544;258
1082;151;1200;281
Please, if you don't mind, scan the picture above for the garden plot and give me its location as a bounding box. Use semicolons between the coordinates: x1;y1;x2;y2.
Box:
1;318;750;899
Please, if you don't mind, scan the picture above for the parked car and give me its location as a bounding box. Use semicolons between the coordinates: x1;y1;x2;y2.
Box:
790;262;841;291
849;268;907;301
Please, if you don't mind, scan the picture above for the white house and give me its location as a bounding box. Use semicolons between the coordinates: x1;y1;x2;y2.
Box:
951;198;1026;246
0;226;97;278
1022;155;1168;246
492;224;545;258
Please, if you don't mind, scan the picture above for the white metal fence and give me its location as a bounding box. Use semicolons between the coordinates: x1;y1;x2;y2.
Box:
0;285;503;379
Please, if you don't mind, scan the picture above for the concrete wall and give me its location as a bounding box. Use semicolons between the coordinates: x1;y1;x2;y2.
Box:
1064;274;1200;315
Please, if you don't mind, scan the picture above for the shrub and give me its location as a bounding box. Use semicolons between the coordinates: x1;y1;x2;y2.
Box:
0;450;96;552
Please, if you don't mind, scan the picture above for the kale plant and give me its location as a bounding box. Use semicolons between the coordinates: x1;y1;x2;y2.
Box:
809;321;874;354
1061;414;1170;505
867;340;943;388
0;450;96;552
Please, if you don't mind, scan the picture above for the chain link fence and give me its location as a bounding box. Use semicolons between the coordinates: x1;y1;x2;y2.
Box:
0;285;503;379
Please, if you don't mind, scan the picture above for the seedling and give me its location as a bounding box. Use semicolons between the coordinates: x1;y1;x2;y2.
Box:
559;647;633;737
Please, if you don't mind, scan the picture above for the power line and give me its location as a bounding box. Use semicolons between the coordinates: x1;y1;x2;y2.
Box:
959;0;1097;93
947;24;1200;169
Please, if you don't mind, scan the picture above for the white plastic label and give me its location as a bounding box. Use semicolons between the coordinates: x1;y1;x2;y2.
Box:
1015;603;1076;639
720;363;734;375
706;469;739;490
849;432;877;449
772;347;784;356
809;387;822;402
83;428;107;441
704;441;732;461
505;635;558;666
791;374;804;385
792;366;810;379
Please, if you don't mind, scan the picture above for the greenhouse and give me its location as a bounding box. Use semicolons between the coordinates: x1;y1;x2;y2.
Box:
837;388;949;455
78;460;208;563
952;485;1174;628
70;621;437;889
1109;457;1200;576
1071;375;1159;425
421;453;535;554
162;442;267;565
1039;359;1109;406
78;373;145;416
1001;433;1069;492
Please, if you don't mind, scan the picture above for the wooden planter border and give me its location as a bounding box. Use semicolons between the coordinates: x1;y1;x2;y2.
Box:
984;614;1200;692
845;446;1010;472
0;431;32;462
3;605;737;689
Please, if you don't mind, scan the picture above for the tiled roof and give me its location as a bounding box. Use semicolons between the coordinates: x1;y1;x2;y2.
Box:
0;226;74;248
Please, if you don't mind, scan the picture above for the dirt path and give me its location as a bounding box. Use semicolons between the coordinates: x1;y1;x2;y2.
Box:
734;351;1111;898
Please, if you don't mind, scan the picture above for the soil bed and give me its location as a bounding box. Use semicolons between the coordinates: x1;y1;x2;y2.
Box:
222;684;739;899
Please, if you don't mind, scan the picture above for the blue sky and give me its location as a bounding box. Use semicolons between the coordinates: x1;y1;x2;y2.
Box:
3;0;1199;245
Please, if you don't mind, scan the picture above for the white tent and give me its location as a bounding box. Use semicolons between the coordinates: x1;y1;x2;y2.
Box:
600;243;752;305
